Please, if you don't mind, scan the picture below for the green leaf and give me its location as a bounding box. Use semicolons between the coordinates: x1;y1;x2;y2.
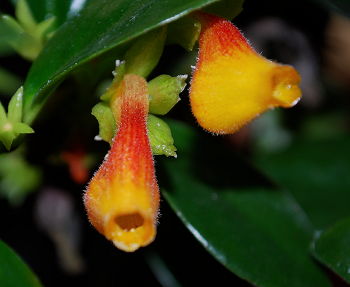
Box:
0;240;42;287
161;120;330;287
255;137;350;229
23;0;225;123
312;217;350;283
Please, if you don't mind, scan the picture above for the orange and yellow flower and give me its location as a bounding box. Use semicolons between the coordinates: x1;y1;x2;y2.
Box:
190;12;302;134
84;74;159;252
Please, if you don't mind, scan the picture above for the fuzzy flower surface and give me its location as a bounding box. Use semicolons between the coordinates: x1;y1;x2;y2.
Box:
84;74;159;252
190;13;302;134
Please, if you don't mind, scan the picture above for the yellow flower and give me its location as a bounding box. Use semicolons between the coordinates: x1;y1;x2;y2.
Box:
190;12;302;134
84;74;159;252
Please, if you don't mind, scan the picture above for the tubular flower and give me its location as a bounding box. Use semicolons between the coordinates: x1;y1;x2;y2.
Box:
190;13;302;134
84;74;159;252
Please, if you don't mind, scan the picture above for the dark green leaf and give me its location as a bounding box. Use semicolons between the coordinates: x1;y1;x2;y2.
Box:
161;120;330;287
312;217;350;283
0;240;42;287
255;137;350;229
23;0;225;123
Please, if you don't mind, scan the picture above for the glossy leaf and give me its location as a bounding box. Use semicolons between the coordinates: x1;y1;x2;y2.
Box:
255;137;350;229
161;120;330;287
0;240;42;287
23;0;226;123
312;217;350;283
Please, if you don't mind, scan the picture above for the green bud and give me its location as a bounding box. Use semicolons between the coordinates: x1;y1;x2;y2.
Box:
0;0;56;61
124;26;167;78
147;114;177;157
167;16;201;51
91;102;116;144
0;87;34;150
0;15;40;60
148;74;187;115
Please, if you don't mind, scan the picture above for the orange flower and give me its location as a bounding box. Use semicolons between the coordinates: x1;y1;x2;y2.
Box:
190;12;302;134
84;74;159;252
